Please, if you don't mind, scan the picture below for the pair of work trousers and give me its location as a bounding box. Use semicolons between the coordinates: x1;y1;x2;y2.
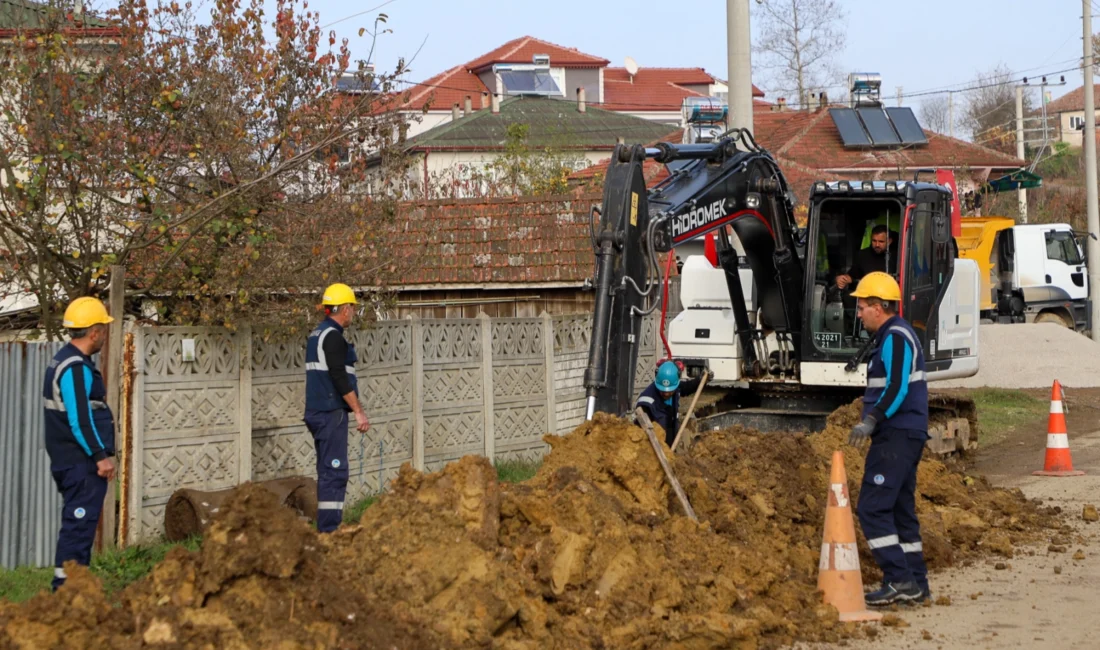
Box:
305;409;350;533
856;429;929;591
51;458;108;590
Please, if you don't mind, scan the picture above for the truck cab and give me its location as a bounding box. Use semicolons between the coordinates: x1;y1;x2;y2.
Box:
992;223;1091;331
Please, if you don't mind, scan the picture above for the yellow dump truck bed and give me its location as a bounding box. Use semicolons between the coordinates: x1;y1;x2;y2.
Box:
957;216;1014;311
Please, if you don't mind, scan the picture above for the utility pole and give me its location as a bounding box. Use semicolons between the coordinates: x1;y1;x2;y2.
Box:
1083;0;1100;342
726;0;754;134
948;92;955;138
1015;84;1028;222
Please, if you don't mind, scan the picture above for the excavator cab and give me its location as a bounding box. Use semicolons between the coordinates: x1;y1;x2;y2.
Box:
800;181;979;386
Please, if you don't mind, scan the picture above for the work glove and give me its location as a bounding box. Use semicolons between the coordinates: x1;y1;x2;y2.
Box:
705;370;715;383
848;415;877;447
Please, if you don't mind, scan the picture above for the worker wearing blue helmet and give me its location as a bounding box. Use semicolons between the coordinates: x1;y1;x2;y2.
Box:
635;361;712;446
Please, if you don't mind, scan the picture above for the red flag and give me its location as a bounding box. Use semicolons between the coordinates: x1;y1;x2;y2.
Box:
935;169;963;237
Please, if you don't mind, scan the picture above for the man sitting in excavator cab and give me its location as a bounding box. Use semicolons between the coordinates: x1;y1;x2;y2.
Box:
836;224;898;290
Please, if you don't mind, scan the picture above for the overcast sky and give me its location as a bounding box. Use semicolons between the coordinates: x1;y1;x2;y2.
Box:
301;0;1086;112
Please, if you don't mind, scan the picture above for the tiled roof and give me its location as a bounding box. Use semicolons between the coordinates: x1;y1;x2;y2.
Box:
600;68;765;111
399;65;489;113
403;96;676;151
754;107;1025;170
0;0;112;31
388;194;599;286
465;35;609;72
1043;85;1100;114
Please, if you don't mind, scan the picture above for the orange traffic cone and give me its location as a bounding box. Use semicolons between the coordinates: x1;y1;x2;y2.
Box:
818;450;882;622
1034;380;1085;477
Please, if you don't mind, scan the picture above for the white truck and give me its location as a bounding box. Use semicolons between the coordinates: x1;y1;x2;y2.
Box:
976;221;1091;332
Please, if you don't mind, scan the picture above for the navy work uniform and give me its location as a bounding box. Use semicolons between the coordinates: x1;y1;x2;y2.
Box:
43;344;115;590
304;317;359;532
855;315;930;596
635;368;703;447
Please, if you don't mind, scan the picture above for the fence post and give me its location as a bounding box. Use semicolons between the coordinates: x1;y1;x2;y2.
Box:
98;265;125;551
237;323;253;484
541;312;557;436
479;313;495;461
127;325;145;547
410;315;425;471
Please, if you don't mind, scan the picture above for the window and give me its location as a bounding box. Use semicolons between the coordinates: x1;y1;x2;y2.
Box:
1045;230;1083;265
1070;115;1084;131
909;203;934;288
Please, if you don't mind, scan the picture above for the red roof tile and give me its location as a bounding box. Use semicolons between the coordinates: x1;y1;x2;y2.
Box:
600;68;764;111
387;194;599;287
1044;84;1100;115
399;65;490;112
465;36;609;72
754;107;1025;170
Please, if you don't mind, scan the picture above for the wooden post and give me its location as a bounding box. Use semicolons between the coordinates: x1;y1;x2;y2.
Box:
635;408;697;522
237;323;253;484
479;313;495;460
410;315;425;471
541;312;557;435
671;372;708;452
97;266;125;551
128;325;146;546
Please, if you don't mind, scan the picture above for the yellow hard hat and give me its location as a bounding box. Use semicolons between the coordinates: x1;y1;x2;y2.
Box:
850;272;901;302
321;283;357;306
62;297;114;329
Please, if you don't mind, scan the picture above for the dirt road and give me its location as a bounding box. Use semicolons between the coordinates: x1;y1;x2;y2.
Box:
824;419;1100;648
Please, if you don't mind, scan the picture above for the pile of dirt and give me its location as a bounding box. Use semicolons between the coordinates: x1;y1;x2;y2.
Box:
0;403;1063;650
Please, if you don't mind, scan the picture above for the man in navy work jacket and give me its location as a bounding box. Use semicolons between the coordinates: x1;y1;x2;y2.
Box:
43;297;117;590
847;271;931;606
305;282;370;532
636;361;711;446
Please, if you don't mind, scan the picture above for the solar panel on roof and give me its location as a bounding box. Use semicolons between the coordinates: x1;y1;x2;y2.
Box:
830;108;872;147
857;107;902;146
885;107;928;145
500;70;560;95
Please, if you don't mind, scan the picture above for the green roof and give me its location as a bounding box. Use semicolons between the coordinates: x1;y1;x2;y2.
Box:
0;0;112;30
406;96;678;150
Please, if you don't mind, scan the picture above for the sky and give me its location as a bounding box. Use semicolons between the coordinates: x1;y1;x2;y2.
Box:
298;0;1089;114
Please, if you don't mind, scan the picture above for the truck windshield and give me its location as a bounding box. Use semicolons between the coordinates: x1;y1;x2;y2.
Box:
1045;230;1083;265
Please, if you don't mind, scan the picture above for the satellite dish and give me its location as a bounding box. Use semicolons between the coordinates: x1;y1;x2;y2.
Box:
624;56;639;77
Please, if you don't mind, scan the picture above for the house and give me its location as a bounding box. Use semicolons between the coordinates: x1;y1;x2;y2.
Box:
1040;84;1100;148
0;0;118;37
391;35;766;138
375;94;681;198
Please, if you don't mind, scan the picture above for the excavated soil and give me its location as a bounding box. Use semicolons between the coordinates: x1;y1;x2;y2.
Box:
0;402;1063;650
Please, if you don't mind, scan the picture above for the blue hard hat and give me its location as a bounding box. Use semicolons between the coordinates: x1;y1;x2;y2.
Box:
656;361;680;392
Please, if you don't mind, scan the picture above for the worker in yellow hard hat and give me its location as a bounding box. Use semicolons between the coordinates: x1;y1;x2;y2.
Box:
44;297;116;591
847;272;931;607
303;283;370;532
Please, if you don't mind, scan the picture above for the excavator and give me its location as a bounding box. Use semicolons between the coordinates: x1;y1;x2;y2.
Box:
582;132;981;455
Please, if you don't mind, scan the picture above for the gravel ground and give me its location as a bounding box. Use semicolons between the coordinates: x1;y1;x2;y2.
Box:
937;324;1100;389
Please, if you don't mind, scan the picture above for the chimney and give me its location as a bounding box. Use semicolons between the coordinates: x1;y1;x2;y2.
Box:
481;92;489;109
807;93;818;112
452;103;460;121
74;0;82;16
491;93;500;114
818;91;829;109
577;87;586;113
777;97;787;112
464;95;472;116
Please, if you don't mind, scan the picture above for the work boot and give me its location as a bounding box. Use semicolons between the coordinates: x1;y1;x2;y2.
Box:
865;581;922;607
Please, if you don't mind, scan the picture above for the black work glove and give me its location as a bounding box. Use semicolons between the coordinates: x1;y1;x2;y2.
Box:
848;414;877;447
705;370;715;383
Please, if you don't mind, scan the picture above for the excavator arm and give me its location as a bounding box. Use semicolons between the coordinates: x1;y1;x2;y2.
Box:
583;134;804;419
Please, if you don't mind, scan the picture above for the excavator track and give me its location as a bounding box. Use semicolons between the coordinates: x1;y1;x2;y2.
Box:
690;384;978;458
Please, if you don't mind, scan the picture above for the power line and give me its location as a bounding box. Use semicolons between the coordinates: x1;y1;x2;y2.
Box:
319;0;401;30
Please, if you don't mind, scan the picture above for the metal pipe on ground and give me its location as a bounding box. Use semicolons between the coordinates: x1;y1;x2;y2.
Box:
164;476;318;541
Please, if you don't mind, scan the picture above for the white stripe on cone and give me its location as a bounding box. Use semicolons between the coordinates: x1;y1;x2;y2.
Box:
1050;401;1064;414
1047;433;1069;449
819;542;861;572
830;483;848;508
